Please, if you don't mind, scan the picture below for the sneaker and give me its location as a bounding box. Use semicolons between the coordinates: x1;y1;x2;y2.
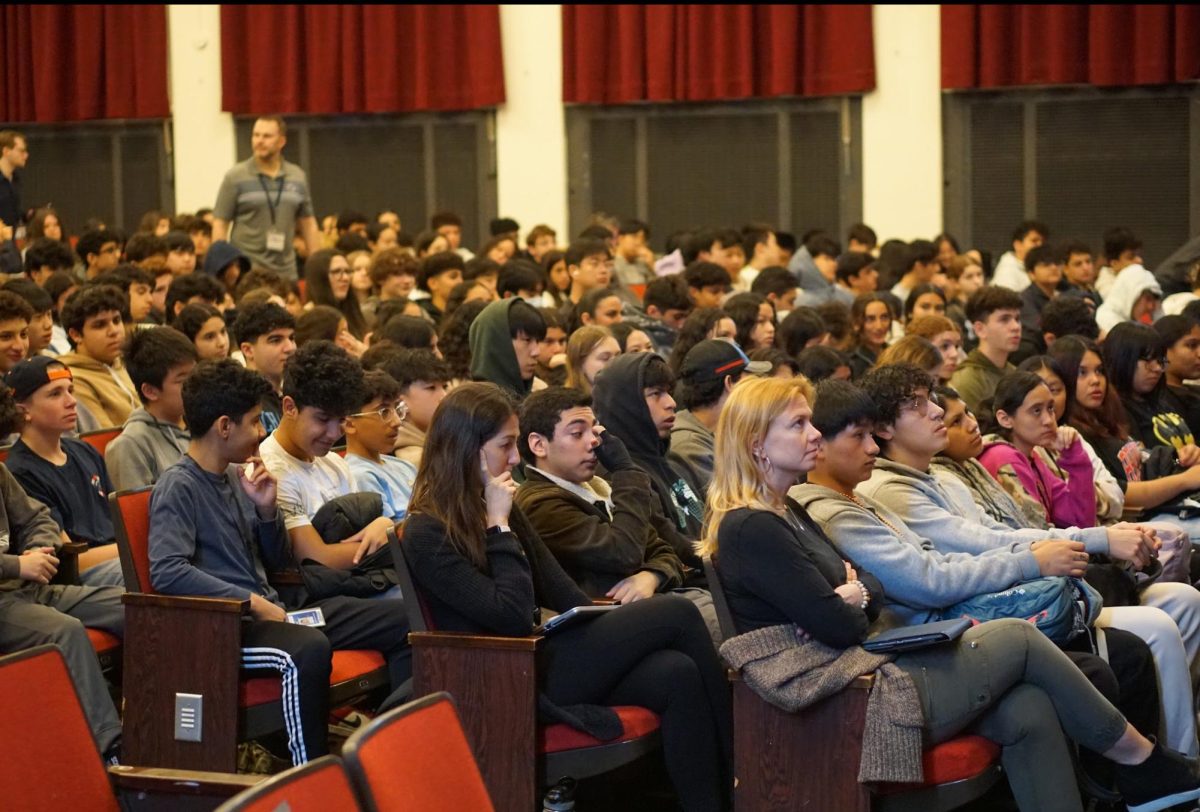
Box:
1116;739;1200;812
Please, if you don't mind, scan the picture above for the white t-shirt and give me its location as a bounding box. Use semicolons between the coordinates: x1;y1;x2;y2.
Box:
259;434;357;531
991;251;1030;292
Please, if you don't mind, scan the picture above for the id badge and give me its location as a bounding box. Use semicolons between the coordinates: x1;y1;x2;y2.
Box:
265;229;287;252
285;607;326;627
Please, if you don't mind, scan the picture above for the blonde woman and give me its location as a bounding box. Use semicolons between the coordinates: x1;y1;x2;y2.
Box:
703;375;1200;812
564;325;620;396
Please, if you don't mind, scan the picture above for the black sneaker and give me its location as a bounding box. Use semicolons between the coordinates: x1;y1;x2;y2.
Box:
1116;739;1200;812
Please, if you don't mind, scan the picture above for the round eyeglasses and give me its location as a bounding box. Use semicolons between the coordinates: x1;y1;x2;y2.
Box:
346;402;408;422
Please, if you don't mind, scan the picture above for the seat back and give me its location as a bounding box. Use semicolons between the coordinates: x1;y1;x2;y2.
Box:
109;487;155;592
0;646;120;812
388;526;433;633
702;556;739;642
215;756;360;812
343;692;494;812
80;427;123;458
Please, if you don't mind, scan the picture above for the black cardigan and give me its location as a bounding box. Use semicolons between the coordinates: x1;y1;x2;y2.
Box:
715;500;883;648
403;505;591;636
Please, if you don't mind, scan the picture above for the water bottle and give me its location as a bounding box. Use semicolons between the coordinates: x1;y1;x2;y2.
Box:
542;776;577;811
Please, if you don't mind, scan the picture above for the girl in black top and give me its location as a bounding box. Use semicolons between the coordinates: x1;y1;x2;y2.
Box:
1104;321;1199;457
403;382;732;812
700;375;1200;812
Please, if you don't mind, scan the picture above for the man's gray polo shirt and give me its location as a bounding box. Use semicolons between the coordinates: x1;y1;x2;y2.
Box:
213;158;314;279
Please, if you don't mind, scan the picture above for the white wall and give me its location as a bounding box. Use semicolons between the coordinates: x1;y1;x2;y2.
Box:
495;4;568;240
861;4;943;241
167;4;236;213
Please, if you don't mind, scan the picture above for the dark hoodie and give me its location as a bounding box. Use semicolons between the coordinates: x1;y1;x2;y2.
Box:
591;353;705;568
203;240;251;277
468;299;530;400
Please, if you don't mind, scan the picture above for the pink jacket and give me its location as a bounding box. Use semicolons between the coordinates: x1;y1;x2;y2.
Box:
978;436;1097;530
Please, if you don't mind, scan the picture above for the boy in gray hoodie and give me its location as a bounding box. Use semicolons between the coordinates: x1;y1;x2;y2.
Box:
105;327;196;491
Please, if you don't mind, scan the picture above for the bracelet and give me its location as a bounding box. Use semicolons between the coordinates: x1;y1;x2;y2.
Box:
850;578;870;610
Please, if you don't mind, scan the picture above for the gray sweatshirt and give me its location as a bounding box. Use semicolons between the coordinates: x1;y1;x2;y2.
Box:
105;407;191;491
791;483;1042;625
667;409;714;495
858;457;1111;557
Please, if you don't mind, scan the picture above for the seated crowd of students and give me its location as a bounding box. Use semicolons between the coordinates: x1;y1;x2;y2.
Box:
7;205;1200;811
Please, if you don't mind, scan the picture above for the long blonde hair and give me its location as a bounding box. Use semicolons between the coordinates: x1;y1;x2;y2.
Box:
697;375;814;558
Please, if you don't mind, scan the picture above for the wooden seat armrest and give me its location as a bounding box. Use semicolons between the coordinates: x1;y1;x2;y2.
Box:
409;630;542;652
591;599;619;606
121;592;249;614
49;542;91;585
267;569;304;586
109;765;265;797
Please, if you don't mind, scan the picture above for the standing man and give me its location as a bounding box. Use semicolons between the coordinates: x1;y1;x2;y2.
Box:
0;131;29;276
212;117;321;281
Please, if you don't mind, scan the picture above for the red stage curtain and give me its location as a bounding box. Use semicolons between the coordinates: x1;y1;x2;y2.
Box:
220;5;505;115
562;5;875;104
942;5;1200;89
0;5;170;123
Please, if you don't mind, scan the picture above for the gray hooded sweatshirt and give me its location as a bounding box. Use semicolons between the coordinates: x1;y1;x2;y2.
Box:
858;456;1111;557
104;407;191;491
791;483;1042;625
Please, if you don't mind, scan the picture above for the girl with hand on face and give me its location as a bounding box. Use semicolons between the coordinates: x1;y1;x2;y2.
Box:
402;383;733;812
977;371;1097;531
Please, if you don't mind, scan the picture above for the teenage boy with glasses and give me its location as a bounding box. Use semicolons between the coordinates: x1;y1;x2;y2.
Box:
343;369;417;523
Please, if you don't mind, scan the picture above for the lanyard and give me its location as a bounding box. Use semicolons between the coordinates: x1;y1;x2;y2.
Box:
257;173;285;226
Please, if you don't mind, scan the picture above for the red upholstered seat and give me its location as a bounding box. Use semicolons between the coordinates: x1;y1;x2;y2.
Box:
239;649;386;707
344;692;495;811
215;756;357;812
875;735;1000;793
538;706;661;754
0;647;121;812
86;628;121;654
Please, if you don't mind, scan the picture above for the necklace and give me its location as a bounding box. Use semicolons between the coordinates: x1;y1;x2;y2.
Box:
838;489;906;537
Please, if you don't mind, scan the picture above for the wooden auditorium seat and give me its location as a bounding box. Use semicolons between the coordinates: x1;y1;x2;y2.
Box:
702;557;1003;812
110;486;391;772
0;645;261;811
391;529;662;811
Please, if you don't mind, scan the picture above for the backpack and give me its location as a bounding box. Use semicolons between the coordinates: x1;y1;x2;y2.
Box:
937;576;1103;645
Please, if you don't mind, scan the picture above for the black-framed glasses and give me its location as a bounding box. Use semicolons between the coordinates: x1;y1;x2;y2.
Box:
347;402;408;422
1138;352;1167;366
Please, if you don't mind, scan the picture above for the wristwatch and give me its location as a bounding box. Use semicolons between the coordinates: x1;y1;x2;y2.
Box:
486;525;512;536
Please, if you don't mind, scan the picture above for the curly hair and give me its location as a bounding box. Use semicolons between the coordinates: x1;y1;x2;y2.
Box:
857;363;935;429
438;299;488;381
281;340;367;417
183;359;273;437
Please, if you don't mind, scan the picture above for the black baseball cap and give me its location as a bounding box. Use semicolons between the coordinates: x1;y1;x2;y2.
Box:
6;355;71;401
679;339;771;383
